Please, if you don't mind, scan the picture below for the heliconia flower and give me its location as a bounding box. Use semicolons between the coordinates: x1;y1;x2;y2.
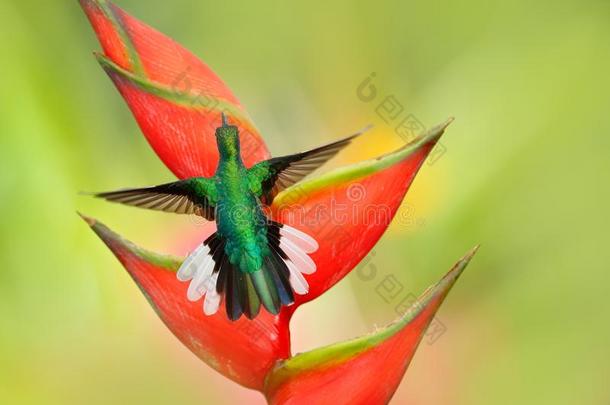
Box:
79;0;478;402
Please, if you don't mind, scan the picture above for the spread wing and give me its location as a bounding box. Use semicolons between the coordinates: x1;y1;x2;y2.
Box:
248;126;371;205
92;177;217;220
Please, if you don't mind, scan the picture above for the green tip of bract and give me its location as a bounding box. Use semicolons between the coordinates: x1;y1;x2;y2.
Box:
77;211;96;226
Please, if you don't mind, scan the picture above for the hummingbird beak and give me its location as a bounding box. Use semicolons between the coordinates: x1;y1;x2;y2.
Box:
221;112;229;127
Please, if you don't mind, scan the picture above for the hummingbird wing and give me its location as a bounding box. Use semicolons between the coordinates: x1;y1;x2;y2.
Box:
92;178;217;220
247;125;372;205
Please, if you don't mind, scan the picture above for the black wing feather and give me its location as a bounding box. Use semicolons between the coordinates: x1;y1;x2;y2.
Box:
256;126;371;204
93;179;216;220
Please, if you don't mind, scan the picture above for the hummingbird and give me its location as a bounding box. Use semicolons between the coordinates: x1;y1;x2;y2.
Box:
93;114;368;320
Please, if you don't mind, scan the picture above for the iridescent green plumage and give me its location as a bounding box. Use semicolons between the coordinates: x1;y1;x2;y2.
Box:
93;115;367;320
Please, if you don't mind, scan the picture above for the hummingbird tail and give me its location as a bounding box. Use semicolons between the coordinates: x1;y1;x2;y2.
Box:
175;222;319;321
246;221;320;318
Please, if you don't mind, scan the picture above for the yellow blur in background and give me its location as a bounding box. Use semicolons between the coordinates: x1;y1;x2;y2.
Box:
1;1;609;404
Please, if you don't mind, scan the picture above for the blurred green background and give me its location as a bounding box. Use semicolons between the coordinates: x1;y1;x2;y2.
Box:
1;0;609;404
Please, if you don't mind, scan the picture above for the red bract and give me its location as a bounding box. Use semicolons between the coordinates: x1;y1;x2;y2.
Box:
79;0;269;178
81;214;289;389
272;119;452;307
264;247;478;404
80;1;478;403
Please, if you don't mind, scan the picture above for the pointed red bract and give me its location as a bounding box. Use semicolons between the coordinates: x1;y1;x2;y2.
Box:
81;215;290;390
264;247;478;404
80;0;270;178
272;119;453;307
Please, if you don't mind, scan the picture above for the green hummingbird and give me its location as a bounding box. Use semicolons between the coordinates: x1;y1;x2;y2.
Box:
93;114;368;320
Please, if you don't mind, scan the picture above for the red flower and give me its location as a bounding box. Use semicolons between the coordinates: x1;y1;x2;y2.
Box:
79;1;478;402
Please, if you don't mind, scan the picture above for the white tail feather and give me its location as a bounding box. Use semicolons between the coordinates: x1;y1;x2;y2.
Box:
279;238;316;275
285;260;309;295
177;244;209;281
280;225;319;253
203;272;221;315
186;250;217;301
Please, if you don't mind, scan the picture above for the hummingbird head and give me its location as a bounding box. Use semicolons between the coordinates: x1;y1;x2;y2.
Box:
215;113;241;158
